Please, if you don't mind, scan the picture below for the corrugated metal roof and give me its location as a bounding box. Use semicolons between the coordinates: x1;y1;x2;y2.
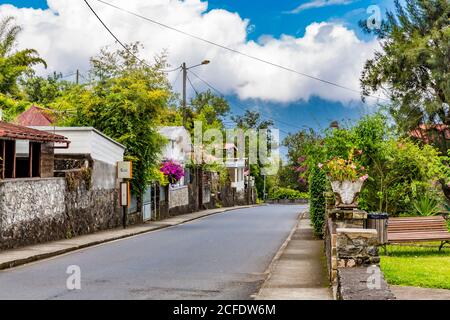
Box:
16;105;54;126
0;121;68;143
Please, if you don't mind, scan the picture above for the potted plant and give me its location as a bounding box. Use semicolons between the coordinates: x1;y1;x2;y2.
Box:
320;151;368;208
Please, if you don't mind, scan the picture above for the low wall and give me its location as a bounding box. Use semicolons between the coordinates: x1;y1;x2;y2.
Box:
0;177;121;250
337;267;395;300
169;186;189;210
323;198;395;300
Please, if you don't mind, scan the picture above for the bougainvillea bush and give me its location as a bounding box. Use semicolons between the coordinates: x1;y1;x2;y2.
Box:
160;160;184;185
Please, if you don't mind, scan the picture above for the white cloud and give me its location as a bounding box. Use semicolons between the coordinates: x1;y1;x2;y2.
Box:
287;0;356;14
0;0;379;104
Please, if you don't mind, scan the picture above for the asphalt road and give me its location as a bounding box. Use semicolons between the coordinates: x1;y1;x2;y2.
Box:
0;204;304;300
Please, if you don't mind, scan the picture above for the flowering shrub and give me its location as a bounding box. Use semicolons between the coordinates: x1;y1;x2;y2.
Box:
160;160;184;184
320;150;368;182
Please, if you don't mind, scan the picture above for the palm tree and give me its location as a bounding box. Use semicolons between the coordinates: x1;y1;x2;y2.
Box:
0;16;46;97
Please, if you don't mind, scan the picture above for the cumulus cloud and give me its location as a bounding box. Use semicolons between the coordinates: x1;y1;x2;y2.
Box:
0;0;379;104
287;0;357;14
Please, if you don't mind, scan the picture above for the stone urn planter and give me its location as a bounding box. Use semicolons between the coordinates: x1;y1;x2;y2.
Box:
330;180;364;208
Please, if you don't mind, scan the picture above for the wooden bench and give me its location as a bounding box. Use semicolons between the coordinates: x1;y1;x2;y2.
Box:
387;216;450;251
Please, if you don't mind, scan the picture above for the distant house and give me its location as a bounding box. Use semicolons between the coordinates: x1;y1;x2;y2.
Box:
409;124;449;153
158;126;193;215
16;105;54;126
158;126;192;187
223;143;246;192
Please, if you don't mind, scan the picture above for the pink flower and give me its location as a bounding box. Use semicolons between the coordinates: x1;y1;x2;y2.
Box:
359;174;369;182
318;163;323;169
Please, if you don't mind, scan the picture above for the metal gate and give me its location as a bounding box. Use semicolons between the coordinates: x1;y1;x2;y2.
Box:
142;185;152;221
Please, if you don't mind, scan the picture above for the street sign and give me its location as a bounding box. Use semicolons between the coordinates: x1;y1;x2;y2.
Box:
117;161;132;179
120;182;130;207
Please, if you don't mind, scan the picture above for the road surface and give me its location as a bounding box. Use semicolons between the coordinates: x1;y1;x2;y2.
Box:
0;205;304;299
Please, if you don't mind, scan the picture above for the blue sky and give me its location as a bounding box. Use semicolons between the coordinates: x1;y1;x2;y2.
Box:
2;0;393;144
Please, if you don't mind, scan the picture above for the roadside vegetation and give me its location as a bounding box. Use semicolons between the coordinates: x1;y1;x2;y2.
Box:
380;244;450;289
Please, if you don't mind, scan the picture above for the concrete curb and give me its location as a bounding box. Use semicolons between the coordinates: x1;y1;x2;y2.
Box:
252;208;308;299
0;204;263;271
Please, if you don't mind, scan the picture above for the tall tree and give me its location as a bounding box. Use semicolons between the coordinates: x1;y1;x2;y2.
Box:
52;44;170;198
21;72;75;105
360;0;449;131
0;16;46;97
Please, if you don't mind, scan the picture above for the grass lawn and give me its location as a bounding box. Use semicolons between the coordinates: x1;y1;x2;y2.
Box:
380;243;450;290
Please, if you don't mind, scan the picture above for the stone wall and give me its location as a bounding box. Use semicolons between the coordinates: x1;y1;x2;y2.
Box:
336;228;380;267
323;195;395;300
169;186;189;210
0;176;121;251
337;267;395;300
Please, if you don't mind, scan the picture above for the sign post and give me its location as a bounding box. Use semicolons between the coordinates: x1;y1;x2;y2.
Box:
117;161;132;229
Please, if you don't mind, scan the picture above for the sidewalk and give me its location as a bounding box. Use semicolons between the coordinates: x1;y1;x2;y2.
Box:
391;286;450;300
0;204;259;271
256;210;332;300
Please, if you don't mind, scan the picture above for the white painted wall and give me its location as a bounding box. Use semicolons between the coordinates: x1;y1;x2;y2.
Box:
158;126;192;164
29;127;125;165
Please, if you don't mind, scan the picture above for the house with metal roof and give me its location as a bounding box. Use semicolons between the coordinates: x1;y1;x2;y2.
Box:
0;120;69;179
16;105;54;127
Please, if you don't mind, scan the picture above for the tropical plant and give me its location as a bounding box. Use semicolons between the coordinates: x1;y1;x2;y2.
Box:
411;195;441;216
0;16;46;97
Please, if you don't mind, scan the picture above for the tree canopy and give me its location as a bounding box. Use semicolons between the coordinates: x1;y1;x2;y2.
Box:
360;0;449;132
0;17;46;98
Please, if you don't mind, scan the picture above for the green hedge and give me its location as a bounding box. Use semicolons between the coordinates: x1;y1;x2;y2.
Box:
269;187;309;200
309;166;327;238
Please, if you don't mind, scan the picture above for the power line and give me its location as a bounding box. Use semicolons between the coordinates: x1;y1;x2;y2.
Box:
92;0;390;102
186;74;199;96
83;0;178;74
188;69;306;133
171;69;182;88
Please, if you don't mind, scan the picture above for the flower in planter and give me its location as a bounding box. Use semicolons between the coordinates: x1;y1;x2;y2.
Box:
319;150;368;207
321;150;367;182
160;160;185;185
359;174;369;182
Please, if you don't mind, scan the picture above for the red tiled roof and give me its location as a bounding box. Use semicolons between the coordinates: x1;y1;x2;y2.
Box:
16;105;54;126
410;124;450;143
0;121;68;143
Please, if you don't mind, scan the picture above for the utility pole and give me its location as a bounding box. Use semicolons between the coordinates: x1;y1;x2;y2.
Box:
182;62;187;127
76;69;80;85
178;60;210;128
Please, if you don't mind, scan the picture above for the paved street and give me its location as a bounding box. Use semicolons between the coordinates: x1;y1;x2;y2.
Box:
0;205;304;300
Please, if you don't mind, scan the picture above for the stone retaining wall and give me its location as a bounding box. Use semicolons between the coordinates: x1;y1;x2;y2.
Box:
0;177;121;250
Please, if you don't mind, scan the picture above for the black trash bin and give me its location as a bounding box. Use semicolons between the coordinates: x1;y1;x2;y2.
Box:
366;212;389;245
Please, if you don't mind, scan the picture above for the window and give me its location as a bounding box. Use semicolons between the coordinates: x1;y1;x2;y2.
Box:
0;139;41;179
